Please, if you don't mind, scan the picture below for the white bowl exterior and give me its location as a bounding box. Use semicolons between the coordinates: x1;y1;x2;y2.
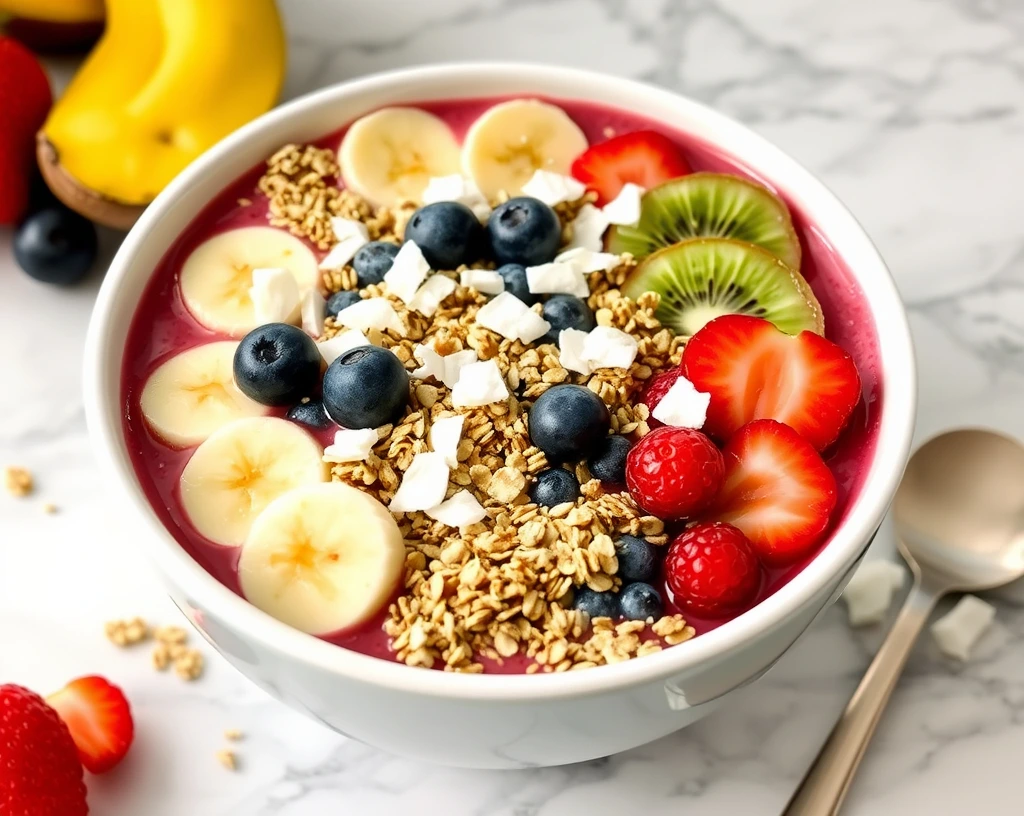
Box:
84;64;915;768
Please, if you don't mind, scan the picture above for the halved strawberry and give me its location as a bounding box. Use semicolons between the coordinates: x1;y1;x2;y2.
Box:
682;314;861;451
570;130;691;205
704;419;837;566
47;675;134;774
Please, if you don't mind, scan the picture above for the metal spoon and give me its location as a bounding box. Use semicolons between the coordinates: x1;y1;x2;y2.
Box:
783;428;1024;816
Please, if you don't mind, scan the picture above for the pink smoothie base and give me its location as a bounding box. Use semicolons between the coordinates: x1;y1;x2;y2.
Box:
120;95;882;673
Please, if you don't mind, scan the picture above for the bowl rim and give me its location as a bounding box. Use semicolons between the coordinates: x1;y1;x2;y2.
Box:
83;61;916;701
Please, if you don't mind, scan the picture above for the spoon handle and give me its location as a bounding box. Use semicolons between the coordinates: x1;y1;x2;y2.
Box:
781;580;940;816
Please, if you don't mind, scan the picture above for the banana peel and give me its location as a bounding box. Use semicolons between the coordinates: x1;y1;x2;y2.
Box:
38;0;286;229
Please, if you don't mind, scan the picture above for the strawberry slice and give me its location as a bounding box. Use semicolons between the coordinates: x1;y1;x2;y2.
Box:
682;314;861;451
571;130;691;205
47;675;134;774
704;419;837;566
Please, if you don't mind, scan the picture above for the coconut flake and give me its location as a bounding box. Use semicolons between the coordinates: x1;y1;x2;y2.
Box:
520;169;587;206
319;218;370;270
526;262;589;298
567;204;611;252
300;289;326;337
383;241;431;304
450;360;509;408
388;452;450;513
931;595;995;661
516;309;552;344
249;268;301;324
555;246;620;274
460;269;505;296
412;344;478;388
422;175;491;221
407;274;457;317
476;291;529;341
429;414;465;468
322;428;378;463
651;375;711;429
317;330;370;364
602;183;644;226
558;328;592;375
841;560;907;627
334;297;403;334
425;490;488;528
581;326;638;370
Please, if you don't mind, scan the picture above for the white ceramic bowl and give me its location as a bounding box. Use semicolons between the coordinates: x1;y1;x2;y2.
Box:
84;63;916;769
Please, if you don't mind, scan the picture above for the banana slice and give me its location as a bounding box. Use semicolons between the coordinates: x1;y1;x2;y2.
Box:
140;341;268;448
179;416;328;547
339;107;461;207
179;226;320;336
238;482;405;635
462;99;589;200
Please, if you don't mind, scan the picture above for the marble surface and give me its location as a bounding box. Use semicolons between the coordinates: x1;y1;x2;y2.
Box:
3;0;1024;812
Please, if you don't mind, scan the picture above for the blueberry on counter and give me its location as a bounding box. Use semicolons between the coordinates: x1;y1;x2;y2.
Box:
233;323;322;406
14;206;97;286
528;468;580;507
495;263;538;306
322;345;409;429
619;582;663;622
528;384;610;462
542;295;595;345
353;241;400;286
487;197;560;267
573;586;620;621
615;535;659;584
286;399;334;431
325;290;362;318
403;201;483;270
588;434;632;484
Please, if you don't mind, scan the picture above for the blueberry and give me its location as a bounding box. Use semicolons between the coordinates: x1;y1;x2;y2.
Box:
403;201;483;270
352;241;400;286
286;399;334;431
325;290;362;318
573;586;620;621
13;206;97;285
529;384;610;462
615;535;660;584
495;263;538;306
487;197;560;266
528;468;580;507
619;582;663;622
588;434;632;484
233;324;321;406
542;295;595;345
322;346;409;429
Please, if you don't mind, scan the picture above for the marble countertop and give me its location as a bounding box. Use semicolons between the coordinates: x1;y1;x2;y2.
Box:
3;0;1024;812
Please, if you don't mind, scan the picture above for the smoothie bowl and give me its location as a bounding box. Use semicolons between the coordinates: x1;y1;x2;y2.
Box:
84;64;915;768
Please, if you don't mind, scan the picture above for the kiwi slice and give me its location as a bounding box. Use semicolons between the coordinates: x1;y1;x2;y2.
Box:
607;172;802;269
622;238;823;337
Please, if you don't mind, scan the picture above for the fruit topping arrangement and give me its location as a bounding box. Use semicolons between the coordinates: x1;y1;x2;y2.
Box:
128;96;864;673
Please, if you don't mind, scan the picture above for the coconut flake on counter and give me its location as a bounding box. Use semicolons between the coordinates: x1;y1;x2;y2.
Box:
602;183;644;226
566;204;611;252
651;375;711;429
323;428;379;464
526;262;589;298
450;359;509;408
422;174;491;221
319;217;370;270
475;292;551;344
428;414;465;469
300;289;326;337
249;268;301;324
840;560;907;627
581;326;638;370
412;344;477;388
388;452;450;514
407;274;457;317
460;269;505;296
383;240;431;304
931;595;995;661
558;328;592;375
334;297;404;335
555;246;620;274
317;329;371;364
425;490;488;529
520;169;587;206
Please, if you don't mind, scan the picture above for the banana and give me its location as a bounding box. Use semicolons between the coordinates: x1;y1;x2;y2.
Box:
0;0;103;23
238;482;405;635
140;341;267;448
339;107;461;207
179;417;328;547
461;99;589;200
179;226;320;336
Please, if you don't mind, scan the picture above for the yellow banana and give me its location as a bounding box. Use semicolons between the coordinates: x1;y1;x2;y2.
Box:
0;0;103;23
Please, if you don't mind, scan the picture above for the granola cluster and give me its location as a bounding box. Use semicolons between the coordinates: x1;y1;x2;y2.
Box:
256;146;695;673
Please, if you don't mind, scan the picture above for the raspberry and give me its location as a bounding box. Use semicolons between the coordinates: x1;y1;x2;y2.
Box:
665;522;762;617
639;367;684;428
625;426;724;520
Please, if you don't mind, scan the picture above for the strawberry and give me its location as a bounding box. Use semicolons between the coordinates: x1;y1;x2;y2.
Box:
665;522;762;617
625;425;724;520
47;676;134;774
0;36;52;224
682;314;861;451
0;684;88;816
638;366;684;429
571;130;691;205
704;419;837;566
